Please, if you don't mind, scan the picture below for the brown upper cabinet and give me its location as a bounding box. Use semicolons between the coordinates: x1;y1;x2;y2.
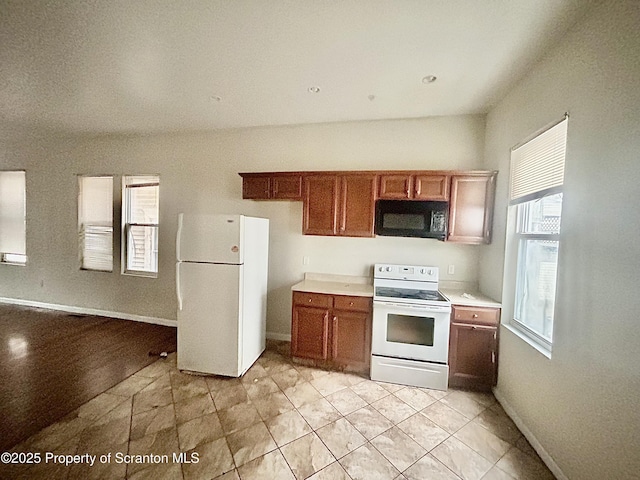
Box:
241;173;302;200
448;172;497;244
302;175;339;236
378;173;449;201
240;170;496;242
303;174;376;237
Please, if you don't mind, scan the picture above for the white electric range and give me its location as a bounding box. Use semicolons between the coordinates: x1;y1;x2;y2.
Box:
370;263;451;391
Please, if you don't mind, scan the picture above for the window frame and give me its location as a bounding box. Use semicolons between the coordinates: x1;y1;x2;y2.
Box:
0;170;27;266
78;175;114;272
122;175;160;277
506;116;568;355
511;195;562;353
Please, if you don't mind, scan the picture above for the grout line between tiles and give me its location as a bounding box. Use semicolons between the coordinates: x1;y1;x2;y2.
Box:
14;343;555;480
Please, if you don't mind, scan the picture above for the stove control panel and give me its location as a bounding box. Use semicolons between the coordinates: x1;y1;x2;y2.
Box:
374;263;439;282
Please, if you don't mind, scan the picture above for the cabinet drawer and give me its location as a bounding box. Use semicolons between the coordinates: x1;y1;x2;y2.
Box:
452;305;500;326
293;291;332;308
333;295;371;312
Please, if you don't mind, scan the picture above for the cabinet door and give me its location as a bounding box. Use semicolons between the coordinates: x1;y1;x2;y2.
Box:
292;305;330;361
272;175;302;200
378;174;413;199
449;322;497;391
331;310;371;371
414;174;450;201
339;174;376;237
242;176;271;199
448;173;496;244
303;175;339;235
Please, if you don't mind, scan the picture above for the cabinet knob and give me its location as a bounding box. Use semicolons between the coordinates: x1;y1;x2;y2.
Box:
472;314;478;318
308;298;312;303
349;302;354;306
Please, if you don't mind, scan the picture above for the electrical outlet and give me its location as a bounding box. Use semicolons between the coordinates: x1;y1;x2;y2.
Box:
303;256;310;266
447;265;455;275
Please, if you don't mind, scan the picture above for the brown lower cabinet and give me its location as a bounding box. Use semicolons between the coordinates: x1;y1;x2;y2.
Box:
291;291;372;373
448;305;500;391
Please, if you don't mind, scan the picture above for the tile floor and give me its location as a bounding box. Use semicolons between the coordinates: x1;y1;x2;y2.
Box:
5;341;555;480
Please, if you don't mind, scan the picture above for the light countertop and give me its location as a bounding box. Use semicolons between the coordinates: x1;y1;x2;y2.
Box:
291;273;373;297
291;273;500;306
440;289;502;308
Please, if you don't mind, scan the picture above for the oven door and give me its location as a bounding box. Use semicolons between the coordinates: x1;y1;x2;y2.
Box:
372;301;451;364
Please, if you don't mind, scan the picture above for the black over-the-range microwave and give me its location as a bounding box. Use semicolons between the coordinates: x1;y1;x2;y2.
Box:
375;199;448;240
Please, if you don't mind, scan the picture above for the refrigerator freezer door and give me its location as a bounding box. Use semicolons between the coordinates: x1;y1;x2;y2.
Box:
177;262;241;376
177;213;243;264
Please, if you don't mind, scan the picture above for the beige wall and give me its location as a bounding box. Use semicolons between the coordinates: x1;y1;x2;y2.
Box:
0;115;485;336
480;1;640;478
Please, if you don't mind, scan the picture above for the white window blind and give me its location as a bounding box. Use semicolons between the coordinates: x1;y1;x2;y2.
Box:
78;176;113;271
510;117;568;204
0;171;26;264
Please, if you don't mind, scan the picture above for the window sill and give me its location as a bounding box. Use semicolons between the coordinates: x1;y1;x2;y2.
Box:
122;270;158;279
1;261;26;267
502;323;552;359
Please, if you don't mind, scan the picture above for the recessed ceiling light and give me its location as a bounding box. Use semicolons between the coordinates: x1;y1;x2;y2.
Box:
308;86;321;93
422;75;437;84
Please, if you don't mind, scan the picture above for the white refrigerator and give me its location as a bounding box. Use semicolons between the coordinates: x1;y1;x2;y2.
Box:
176;213;269;377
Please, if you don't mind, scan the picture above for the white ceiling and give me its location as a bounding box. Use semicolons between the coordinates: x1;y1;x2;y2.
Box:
0;0;597;136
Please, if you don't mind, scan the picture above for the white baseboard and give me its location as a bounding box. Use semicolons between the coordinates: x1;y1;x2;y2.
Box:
266;331;291;342
493;387;567;480
0;297;177;328
0;296;293;339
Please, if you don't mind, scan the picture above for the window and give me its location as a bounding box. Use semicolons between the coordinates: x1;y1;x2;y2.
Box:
123;175;159;276
513;193;562;346
0;171;26;265
78;176;113;271
508;116;567;352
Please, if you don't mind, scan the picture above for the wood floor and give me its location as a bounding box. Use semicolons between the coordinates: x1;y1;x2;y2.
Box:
0;303;177;451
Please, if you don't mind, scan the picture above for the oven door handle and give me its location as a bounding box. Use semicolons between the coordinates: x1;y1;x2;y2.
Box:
373;301;451;313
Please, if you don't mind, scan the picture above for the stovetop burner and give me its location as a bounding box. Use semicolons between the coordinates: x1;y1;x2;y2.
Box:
375;287;448;302
373;263;450;307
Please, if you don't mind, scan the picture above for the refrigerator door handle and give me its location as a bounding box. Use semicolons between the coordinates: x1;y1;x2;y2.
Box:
176;213;183;261
176;263;183;311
